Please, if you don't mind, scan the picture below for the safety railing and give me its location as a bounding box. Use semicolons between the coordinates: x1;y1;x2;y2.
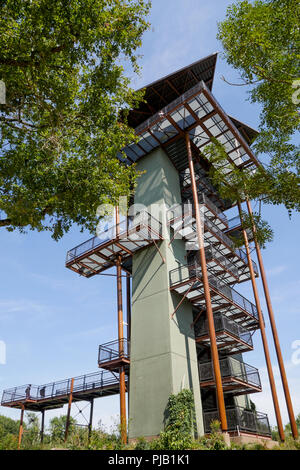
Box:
167;203;258;274
66;210;163;263
199;357;261;390
203;407;271;436
169;263;258;321
98;339;130;365
195;313;252;348
1;370;122;405
204;244;239;280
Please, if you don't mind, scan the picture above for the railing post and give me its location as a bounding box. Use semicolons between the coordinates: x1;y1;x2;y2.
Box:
64;377;74;442
246;198;298;440
237;201;285;442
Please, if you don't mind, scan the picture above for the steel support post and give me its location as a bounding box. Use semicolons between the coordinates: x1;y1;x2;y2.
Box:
40;409;45;443
65;377;74;441
237;201;285;441
246;199;298;440
88;398;94;441
115;206;127;444
185;133;228;433
18;404;25;450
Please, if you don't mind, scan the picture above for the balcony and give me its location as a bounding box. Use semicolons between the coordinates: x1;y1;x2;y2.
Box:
203;406;271;437
1;371;126;411
199;357;262;395
195;313;253;355
169;263;259;330
167;204;258;282
66;211;163;277
98;339;130;373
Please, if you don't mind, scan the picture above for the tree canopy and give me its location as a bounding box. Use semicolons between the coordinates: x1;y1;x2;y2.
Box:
0;0;150;239
217;0;300;212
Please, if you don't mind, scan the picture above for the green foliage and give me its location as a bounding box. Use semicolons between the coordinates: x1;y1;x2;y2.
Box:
198;420;228;450
0;0;151;239
217;0;300;212
0;414;19;435
49;414;76;442
149;389;196;450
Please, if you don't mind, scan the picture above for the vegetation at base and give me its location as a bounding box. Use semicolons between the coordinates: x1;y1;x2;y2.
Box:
0;392;300;450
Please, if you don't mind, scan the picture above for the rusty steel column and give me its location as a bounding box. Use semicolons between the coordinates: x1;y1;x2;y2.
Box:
246;199;298;439
18;404;25;450
65;377;74;441
115;205;127;444
40;409;45;443
237;201;285;441
185;133;228;433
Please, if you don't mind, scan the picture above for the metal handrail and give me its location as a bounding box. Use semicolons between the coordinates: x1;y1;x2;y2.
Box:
203;406;271;436
195;313;253;347
1;370;123;405
199;357;261;389
66;210;162;263
169;263;258;320
98;338;130;364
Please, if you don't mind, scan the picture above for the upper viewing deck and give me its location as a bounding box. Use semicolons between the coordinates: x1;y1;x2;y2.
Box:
119;80;260;178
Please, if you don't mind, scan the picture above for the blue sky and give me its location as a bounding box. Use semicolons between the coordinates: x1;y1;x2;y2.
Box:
0;0;299;432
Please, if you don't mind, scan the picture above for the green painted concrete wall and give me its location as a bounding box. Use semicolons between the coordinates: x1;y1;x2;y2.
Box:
128;148;204;439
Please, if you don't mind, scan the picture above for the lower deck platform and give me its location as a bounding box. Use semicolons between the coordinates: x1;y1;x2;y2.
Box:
1;370;127;411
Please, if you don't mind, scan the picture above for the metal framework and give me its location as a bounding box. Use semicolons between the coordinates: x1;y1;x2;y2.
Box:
2;55;297;446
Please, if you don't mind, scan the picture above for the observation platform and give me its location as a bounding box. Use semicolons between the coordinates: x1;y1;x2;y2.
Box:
98;339;130;374
199;357;262;396
1;370;126;411
195;312;253;355
66;211;163;277
170;264;259;330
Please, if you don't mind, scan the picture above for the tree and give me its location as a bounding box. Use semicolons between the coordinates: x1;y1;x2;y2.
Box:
0;0;151;239
217;0;300;212
49;415;76;441
0;414;19;435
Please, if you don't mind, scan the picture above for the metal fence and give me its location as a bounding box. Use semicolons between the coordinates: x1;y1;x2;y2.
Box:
199;357;261;389
1;370;121;405
203;407;271;436
195;313;252;348
98;339;130;364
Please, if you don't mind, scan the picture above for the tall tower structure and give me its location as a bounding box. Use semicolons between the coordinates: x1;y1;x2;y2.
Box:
64;54;298;444
4;54;297;448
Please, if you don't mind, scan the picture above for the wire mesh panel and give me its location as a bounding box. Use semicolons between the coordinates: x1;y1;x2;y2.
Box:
199;357;261;391
203;407;271;436
98;339;130;364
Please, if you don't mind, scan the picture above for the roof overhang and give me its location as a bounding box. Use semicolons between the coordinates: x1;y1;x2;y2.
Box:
126;53;218;129
120;80;260;176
